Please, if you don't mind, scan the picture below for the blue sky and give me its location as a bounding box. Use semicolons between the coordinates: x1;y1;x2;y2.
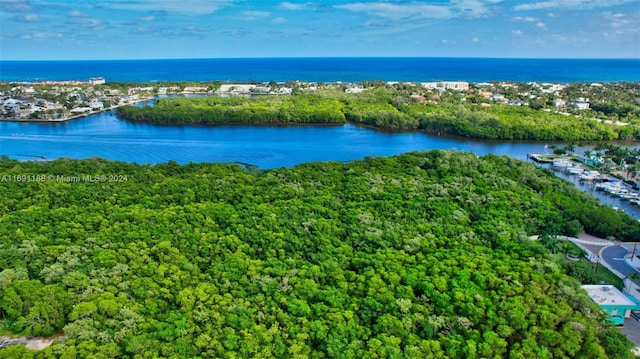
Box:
1;0;639;60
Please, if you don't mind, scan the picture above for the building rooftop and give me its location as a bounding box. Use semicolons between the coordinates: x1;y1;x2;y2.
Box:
582;285;636;306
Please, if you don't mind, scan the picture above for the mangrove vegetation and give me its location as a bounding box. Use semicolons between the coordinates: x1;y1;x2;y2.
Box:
115;86;640;141
0;151;637;358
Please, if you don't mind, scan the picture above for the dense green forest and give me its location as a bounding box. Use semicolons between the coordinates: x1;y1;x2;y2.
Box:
115;89;638;140
0;152;637;358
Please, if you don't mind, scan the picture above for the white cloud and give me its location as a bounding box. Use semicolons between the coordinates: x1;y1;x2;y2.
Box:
138;15;155;22
13;13;43;22
21;31;63;40
69;10;89;17
0;0;33;12
602;11;639;34
334;1;498;20
471;37;480;42
272;17;286;23
515;0;637;11
184;25;213;32
279;1;311;10
512;29;523;35
67;16;106;30
536;22;547;29
335;2;453;20
455;0;496;16
99;0;238;15
512;16;537;22
241;10;271;19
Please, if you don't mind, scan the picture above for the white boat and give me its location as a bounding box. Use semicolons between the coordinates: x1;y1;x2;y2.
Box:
604;182;627;195
619;192;640;200
551;159;573;169
630;199;639;205
607;185;626;194
610;188;630;197
567;166;585;175
579;170;601;181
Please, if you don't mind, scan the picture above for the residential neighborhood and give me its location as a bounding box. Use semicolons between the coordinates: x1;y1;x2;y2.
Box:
1;78;638;124
0;78;153;121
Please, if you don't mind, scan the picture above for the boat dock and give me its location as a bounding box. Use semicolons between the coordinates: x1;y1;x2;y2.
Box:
527;153;575;164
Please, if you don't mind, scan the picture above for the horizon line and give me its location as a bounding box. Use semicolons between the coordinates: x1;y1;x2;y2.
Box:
2;56;640;62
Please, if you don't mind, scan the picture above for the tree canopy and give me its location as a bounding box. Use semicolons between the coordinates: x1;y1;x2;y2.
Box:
0;152;637;358
115;89;639;140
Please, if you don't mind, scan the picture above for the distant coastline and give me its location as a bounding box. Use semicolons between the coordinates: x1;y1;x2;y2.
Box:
2;57;639;83
1;97;153;123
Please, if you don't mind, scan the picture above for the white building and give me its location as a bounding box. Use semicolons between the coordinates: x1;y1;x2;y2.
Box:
421;81;469;92
539;83;566;94
345;87;365;94
217;84;256;94
89;77;106;85
88;100;104;109
70;107;92;114
183;87;209;93
581;285;639;326
570;97;590;110
489;93;507;102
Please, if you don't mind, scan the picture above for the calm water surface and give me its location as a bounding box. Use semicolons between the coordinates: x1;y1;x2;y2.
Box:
2;109;565;167
2;58;639;83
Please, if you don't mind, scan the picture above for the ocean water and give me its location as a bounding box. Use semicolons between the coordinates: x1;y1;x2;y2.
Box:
1;57;639;83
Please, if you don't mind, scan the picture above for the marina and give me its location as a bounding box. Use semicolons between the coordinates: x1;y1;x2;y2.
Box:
543;155;640;218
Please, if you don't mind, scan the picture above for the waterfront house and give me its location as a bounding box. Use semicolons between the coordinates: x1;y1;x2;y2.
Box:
3;99;22;112
13;108;34;118
88;100;104;110
70;107;92;114
217;84;255;94
582;285;640;326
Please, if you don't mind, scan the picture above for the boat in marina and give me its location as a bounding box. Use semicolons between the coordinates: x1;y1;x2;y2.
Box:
619;192;640;200
567;166;585;175
551;159;573;169
579;170;601;181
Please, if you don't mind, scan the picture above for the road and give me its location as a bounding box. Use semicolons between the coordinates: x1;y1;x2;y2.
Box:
601;245;640;279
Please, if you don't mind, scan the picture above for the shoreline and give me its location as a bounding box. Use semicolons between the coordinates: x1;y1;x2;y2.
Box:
0;97;155;123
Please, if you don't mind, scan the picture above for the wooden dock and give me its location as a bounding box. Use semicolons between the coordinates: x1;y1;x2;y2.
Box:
527;153;576;164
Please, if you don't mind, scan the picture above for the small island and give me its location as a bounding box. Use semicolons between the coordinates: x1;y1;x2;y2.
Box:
114;80;640;141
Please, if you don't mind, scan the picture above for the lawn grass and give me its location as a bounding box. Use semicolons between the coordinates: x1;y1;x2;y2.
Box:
584;260;625;289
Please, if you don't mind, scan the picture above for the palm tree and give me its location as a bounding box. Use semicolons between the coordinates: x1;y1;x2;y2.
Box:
584;150;593;165
626;149;640;180
540;233;559;254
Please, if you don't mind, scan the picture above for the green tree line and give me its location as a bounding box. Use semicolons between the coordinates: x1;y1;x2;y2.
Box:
0;152;637;358
116;95;346;125
115;90;639;140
